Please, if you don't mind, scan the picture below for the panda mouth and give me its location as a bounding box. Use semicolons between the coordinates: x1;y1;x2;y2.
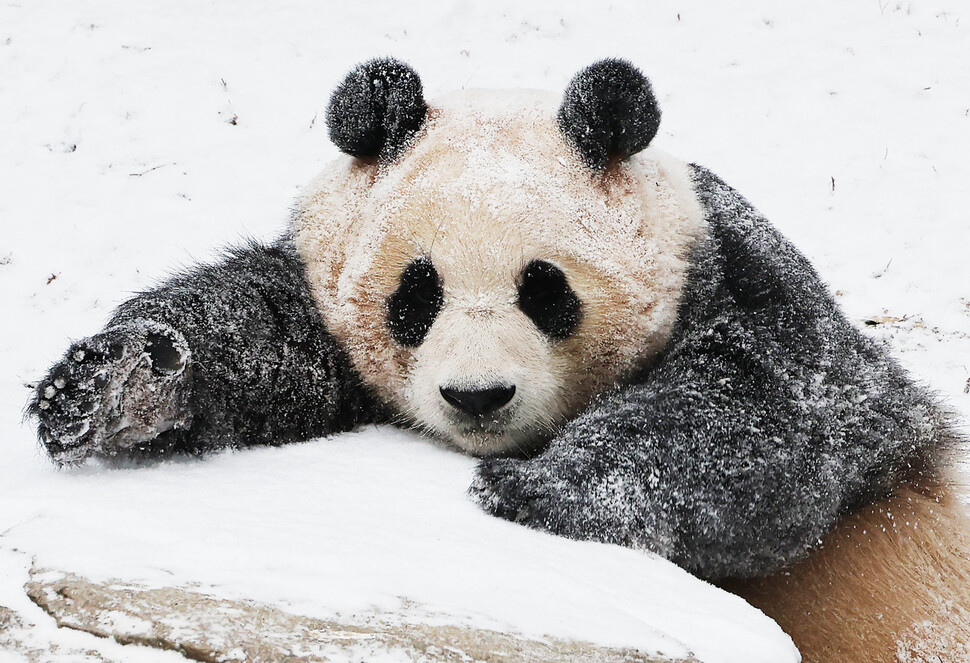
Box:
452;417;511;437
440;411;550;457
436;411;511;450
443;398;518;428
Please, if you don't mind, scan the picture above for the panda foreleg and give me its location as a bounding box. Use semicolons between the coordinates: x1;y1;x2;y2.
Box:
471;342;862;581
29;238;379;464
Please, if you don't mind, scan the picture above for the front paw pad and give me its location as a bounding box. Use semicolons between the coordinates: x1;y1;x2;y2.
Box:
30;322;191;464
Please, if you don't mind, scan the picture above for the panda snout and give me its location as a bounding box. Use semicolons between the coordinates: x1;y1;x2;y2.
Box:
439;384;516;418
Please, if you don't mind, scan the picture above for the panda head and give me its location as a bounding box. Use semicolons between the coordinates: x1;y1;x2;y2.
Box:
295;58;704;456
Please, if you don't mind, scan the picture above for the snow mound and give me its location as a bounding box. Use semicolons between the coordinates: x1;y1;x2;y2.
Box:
0;430;797;663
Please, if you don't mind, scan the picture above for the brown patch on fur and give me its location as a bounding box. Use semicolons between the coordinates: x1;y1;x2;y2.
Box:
724;482;970;662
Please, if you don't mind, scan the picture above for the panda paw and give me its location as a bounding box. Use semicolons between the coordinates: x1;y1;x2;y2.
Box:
29;321;192;465
471;449;676;554
469;455;594;539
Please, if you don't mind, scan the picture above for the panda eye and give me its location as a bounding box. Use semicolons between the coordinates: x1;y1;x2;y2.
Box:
387;257;444;347
517;260;582;340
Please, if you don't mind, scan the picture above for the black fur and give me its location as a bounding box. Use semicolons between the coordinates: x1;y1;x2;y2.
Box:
387;257;444;347
517;260;582;340
558;59;661;170
470;165;957;580
326;58;427;162
30;239;382;464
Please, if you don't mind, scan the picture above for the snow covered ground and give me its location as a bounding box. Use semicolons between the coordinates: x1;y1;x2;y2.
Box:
1;1;968;661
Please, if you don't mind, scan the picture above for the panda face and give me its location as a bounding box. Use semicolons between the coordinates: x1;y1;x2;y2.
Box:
295;90;706;455
390;250;581;455
386;256;586;453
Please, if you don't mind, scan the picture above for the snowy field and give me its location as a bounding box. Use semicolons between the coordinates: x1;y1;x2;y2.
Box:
1;1;968;661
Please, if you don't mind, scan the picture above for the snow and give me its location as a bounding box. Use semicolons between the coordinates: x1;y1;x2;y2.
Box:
0;432;793;662
0;549;187;663
1;1;968;662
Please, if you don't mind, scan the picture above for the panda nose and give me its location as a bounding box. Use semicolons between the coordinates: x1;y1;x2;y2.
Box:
440;385;516;418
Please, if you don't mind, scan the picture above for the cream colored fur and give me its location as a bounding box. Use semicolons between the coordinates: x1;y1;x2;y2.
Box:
724;482;970;663
293;90;705;454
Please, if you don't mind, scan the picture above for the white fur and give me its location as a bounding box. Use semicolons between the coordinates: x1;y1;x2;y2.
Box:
293;90;706;455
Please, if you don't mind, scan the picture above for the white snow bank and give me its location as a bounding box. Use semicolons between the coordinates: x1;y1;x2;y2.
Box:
0;429;797;663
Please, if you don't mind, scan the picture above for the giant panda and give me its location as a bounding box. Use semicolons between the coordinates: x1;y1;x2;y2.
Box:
30;58;970;662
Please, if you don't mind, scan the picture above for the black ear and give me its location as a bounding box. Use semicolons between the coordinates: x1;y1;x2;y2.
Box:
558;59;661;170
326;58;428;162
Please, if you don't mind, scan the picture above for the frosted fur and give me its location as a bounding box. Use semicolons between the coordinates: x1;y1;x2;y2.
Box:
558;59;662;169
30;240;381;463
325;58;428;162
294;89;704;454
470;164;959;579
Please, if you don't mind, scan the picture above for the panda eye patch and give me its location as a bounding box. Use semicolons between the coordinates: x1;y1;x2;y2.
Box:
517;260;582;340
387;257;444;347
